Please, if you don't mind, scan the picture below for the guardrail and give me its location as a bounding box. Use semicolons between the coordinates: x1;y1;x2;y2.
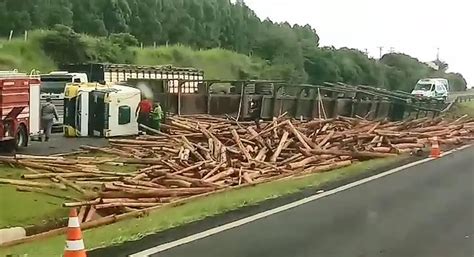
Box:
455;94;474;103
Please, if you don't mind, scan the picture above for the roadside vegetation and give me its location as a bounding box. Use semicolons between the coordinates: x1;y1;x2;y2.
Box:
448;101;474;118
1;156;405;257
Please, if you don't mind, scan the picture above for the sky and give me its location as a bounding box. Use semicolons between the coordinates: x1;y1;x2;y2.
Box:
244;0;473;88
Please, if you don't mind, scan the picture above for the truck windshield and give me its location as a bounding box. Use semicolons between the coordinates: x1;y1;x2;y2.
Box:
41;78;70;94
414;83;432;91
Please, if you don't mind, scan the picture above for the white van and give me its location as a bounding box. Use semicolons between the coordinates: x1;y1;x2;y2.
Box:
411;78;448;101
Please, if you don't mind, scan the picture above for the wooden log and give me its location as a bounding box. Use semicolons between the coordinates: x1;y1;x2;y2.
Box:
204;168;235;183
162;179;193;188
308;149;397;160
112;182;158;191
95;202;161;209
279;153;304;165
121;158;162;165
22;172;99;179
54;176;88;195
17;161;73;173
63;199;101;208
255;147;268;162
242;172;254;184
121;178;166;189
100;198;164;204
0;178;66;190
284;121;314;150
202;162;226;180
389;137;418;144
231;129;253;161
286;156;320;169
247;127;266;147
172;161;209;176
14;154;65;161
270;131;289;163
371;147;393;153
302;160;352;174
16;186;79;201
318;130;335;148
99;187;215;198
84;206;97;223
163;173;218;188
80;145;134;158
78;206;87;223
23;166;60;183
391;143;425;149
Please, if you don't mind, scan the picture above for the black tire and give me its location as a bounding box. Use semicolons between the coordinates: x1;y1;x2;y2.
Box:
16;125;28;149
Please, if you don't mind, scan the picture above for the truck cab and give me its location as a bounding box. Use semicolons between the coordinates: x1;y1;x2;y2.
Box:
64;83;140;138
40;72;88;126
411;79;448;101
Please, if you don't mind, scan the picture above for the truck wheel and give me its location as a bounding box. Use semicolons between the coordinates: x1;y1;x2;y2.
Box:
16;125;28;149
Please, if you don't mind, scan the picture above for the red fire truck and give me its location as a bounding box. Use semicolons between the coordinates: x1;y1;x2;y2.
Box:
0;71;41;151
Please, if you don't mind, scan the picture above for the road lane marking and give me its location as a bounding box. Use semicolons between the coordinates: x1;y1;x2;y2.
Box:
129;144;472;257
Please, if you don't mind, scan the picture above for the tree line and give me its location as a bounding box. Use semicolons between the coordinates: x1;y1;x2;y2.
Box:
0;0;467;91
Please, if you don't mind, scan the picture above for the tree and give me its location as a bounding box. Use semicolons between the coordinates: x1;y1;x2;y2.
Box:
40;25;88;64
109;33;138;48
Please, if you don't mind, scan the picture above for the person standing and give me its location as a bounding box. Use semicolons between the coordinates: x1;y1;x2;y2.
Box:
137;97;153;126
41;97;58;142
151;101;164;131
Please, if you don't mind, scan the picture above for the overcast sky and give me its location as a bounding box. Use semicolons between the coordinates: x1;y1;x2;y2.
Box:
244;0;473;88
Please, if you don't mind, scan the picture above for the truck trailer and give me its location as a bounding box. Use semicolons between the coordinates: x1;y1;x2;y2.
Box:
0;71;40;151
60;63;204;93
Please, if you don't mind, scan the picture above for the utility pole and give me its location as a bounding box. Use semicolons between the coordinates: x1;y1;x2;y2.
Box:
377;46;384;59
436;47;440;61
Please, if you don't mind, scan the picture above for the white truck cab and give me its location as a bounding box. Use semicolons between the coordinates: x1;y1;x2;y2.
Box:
64;83;140;138
411;78;449;101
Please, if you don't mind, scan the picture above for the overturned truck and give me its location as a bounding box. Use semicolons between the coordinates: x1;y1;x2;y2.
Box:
120;79;446;121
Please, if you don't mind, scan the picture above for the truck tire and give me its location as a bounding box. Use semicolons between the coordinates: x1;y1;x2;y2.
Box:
15;125;28;149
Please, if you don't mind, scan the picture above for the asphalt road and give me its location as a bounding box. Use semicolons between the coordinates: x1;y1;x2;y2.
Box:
17;134;108;155
137;146;474;257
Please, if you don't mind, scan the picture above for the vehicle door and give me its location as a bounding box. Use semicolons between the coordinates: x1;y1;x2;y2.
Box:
75;91;89;137
89;90;108;137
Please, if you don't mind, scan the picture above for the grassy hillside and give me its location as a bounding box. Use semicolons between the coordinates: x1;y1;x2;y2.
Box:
0;39;55;73
135;46;266;80
0;33;265;80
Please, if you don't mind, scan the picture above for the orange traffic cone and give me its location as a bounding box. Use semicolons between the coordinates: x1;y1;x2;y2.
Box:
64;208;87;257
430;136;441;158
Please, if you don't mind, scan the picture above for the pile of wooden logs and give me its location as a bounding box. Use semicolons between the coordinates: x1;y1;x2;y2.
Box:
1;115;473;219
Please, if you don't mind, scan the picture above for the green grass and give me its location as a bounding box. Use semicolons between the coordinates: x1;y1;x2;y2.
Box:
0;166;71;228
0;32;55;72
0;39;266;83
0;159;140;229
447;101;474;118
135;45;265;80
1;157;404;257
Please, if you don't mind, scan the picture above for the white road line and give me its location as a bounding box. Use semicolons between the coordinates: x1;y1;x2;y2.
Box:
129;144;472;257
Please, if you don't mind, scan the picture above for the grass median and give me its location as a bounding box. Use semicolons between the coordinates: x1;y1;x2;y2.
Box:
448;101;474;117
1;156;405;257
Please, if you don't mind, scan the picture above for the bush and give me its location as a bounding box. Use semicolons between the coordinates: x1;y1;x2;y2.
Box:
39;25;88;64
109;33;139;49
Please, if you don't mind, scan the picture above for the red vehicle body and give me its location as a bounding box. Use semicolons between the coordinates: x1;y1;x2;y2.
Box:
0;71;40;150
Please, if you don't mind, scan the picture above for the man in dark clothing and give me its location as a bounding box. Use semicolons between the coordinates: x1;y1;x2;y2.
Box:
249;99;261;130
137;98;153;126
41;97;58;141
